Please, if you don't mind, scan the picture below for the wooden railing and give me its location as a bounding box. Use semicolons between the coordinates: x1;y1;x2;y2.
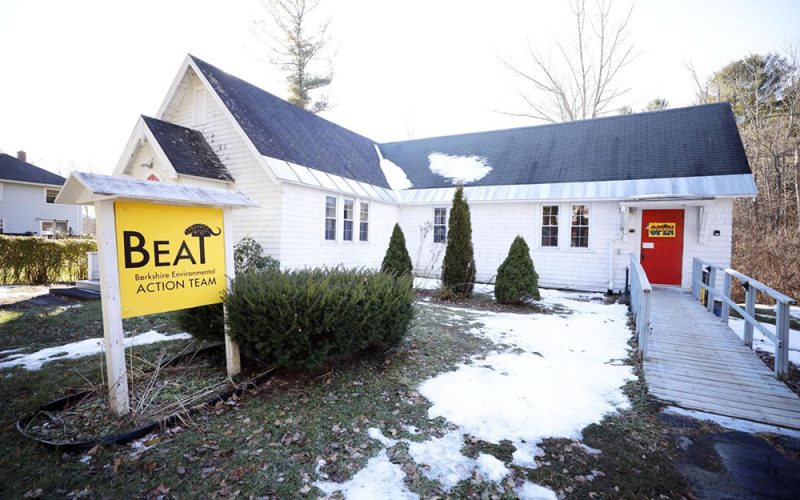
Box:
691;257;797;378
630;254;653;356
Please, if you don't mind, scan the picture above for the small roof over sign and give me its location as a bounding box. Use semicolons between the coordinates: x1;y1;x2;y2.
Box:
55;172;258;208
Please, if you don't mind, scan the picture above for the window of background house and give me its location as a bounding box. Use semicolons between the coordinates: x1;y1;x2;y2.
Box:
570;204;590;248
541;205;559;247
433;207;447;243
343;198;354;241
0;219;4;234
359;202;369;242
45;188;59;204
325;196;337;241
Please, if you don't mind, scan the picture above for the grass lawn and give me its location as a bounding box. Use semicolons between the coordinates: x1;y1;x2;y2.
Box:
0;290;694;498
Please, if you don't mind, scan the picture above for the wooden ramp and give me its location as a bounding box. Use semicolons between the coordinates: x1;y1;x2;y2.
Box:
644;287;800;430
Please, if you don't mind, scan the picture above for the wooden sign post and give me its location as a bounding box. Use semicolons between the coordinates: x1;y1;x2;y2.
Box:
57;173;257;416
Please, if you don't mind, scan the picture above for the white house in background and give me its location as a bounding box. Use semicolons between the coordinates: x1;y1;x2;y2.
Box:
0;151;83;236
113;55;756;292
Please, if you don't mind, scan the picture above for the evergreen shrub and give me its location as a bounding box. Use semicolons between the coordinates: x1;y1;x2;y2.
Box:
381;223;413;276
175;236;278;341
441;186;476;296
225;267;414;371
0;236;96;285
495;236;540;304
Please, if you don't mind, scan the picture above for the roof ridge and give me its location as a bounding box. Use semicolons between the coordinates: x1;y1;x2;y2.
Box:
380;102;732;146
188;55;379;145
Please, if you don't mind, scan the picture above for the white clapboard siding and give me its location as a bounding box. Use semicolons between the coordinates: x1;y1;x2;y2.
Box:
0;181;82;235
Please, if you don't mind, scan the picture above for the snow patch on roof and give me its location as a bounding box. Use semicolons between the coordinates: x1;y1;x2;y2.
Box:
428;152;492;184
380;158;413;190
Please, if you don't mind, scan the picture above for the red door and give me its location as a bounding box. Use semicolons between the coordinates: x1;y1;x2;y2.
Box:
640;209;684;285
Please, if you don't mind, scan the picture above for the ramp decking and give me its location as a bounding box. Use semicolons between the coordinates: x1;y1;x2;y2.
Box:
644;287;800;430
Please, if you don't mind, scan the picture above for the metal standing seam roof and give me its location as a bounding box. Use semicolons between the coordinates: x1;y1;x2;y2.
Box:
378;103;752;190
190;55;390;189
0;153;66;186
142;116;234;182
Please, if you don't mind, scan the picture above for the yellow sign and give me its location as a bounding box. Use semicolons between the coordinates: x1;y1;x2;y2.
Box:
647;222;677;238
114;201;226;318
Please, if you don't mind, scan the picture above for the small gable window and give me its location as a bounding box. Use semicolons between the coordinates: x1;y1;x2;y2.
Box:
45;188;60;204
324;195;337;241
433;207;447;243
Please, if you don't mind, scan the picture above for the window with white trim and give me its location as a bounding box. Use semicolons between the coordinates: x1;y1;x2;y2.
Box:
324;196;337;241
45;188;59;204
570;204;590;248
40;220;68;237
541;205;559;247
343;198;354;241
359;202;369;242
433;207;447;243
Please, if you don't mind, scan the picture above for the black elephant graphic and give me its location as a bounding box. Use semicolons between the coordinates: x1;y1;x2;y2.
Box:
184;223;222;237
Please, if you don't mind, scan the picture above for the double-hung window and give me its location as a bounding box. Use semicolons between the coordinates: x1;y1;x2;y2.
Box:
570;204;590;248
359;202;369;242
433;207;447;243
324;196;337;241
343;198;354;241
541;205;559;247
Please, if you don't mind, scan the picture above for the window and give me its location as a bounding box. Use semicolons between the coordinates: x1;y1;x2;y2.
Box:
40;220;68;237
359;202;369;242
324;196;337;241
541;205;559;247
0;218;4;234
45;188;59;204
343;198;354;241
570;204;590;248
433;207;447;243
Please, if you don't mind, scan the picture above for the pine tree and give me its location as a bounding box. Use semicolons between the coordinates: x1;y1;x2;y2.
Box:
442;186;476;296
495;236;540;304
381;223;413;276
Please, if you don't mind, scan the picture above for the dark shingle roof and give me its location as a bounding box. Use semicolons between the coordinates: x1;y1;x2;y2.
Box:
379;103;751;189
191;56;389;188
142;116;234;182
0;153;66;186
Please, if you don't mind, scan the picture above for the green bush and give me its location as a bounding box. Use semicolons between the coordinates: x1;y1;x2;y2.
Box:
495;236;540;304
225;268;414;371
442;186;476;296
0;236;96;285
174;236;277;341
381;223;413;276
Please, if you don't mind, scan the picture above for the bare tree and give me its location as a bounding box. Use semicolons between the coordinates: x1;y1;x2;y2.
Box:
501;0;634;122
254;0;333;113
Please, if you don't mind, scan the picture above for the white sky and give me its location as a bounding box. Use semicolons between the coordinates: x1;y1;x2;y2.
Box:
1;0;798;176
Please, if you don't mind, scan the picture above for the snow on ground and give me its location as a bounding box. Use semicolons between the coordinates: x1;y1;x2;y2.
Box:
728;318;800;365
428;153;492;184
0;330;192;371
379;158;413;191
0;285;53;305
412;276;441;291
314;450;418;500
663;407;800;438
515;480;559;500
318;289;633;498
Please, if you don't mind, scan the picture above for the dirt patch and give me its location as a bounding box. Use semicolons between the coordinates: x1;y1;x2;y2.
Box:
753;351;800;397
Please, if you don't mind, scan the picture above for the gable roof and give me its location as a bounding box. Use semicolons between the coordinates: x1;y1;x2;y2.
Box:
379;103;751;189
0;153;66;186
189;55;389;189
142;116;233;182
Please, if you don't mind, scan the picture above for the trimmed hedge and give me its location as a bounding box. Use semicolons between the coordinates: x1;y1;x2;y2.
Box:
226;268;414;371
495;236;540;304
0;236;97;285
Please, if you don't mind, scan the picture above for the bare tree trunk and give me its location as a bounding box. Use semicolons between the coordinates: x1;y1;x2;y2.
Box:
794;148;800;233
